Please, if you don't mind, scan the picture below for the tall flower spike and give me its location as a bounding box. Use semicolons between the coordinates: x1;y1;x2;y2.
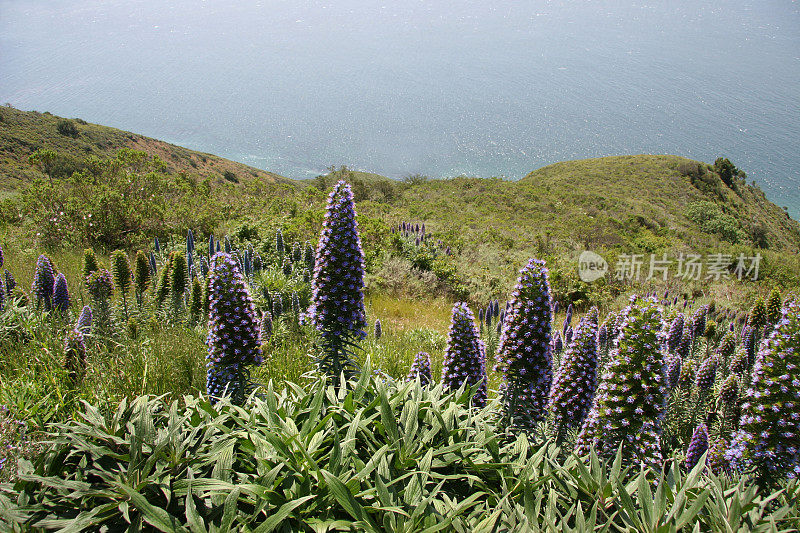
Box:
63;329;87;386
86;269;114;332
306;181;367;380
32;254;55;311
495;258;553;429
374;318;382;340
276;229;284;256
205;253;262;404
52;273;70;315
728;301;800;480
716;331;736;365
0;244;3;269
695;356;718;392
76;305;92;334
748;298;767;330
550;317;599;434
407;351;432;386
766;288;782;325
134;250;150;307
260;310;272;344
667;314;684;353
83;249;99;282
111;250;132;319
576;296;665;469
686;423;709;471
442;303;487;407
4;270;16;295
666;354;682;389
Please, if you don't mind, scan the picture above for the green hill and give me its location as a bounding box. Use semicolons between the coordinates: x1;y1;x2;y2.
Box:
0;106;289;192
2;106;799;303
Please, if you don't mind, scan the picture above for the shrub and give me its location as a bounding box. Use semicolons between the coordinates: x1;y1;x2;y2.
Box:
686;201;746;243
55;119;78;137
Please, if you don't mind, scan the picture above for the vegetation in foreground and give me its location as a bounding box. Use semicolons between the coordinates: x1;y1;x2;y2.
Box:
2;108;800;529
1;178;799;530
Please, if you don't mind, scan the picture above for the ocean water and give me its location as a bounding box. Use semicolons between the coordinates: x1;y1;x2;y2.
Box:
1;0;799;216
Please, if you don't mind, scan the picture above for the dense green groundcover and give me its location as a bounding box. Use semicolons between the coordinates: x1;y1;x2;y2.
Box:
2;369;798;532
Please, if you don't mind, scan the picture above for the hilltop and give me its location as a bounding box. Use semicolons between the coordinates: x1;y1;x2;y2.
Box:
0;106;288;192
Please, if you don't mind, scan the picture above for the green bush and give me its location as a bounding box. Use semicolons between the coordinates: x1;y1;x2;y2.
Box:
686;201;747;244
3;373;798;531
55;119;78;137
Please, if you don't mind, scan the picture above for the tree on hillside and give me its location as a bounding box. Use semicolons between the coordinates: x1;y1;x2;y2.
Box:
714;157;738;188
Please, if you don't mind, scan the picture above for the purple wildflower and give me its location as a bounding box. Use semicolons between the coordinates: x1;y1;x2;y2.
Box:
206;253;262;404
407;351;432;386
52;273;70;315
727;301;800;480
442;303;487;408
76;305;92;334
666;315;684;353
550;315;599;433
576;296;665;469
306;181;367;341
32;254;55;311
685;423;709;471
496;258;553;428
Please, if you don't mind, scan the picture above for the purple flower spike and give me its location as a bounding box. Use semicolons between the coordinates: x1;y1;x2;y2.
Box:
727;301;800;480
306;181;367;342
686;423;709;471
695;356;718;392
32;254;55;311
550;315;599;433
442;303;487;408
76;305;92;334
667;315;684;353
52;273;70;315
576;296;665;469
206;252;262;404
407;351;432;386
496;258;553;429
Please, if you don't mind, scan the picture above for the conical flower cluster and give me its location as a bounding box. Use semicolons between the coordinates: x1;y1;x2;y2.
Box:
205;253;262;404
76;305;92;334
495;258;553;428
63;329;87;385
306;181;367;341
686;423;709;471
52;273;70;315
666;315;684;353
576;297;665;468
695;356;718;392
407;351;432;386
728;301;800;479
32;254;55;311
550;315;599;433
86;269;113;336
442;303;487;407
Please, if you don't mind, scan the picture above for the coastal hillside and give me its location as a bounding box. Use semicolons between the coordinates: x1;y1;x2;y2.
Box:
0;106;288;192
2;107;799;302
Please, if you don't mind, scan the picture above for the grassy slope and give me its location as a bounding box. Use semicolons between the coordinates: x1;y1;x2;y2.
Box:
0;106;289;191
3;106;799;296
